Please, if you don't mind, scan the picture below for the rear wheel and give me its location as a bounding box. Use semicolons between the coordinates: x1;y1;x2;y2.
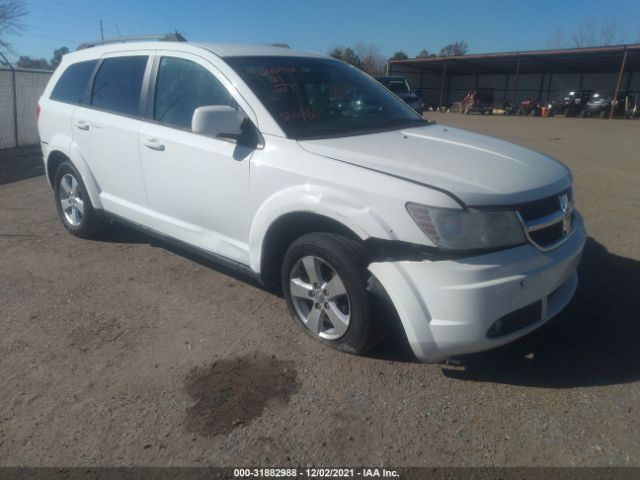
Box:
281;233;380;355
599;109;609;119
53;161;107;238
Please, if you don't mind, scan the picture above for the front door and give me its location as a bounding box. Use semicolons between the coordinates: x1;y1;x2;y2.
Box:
138;53;254;265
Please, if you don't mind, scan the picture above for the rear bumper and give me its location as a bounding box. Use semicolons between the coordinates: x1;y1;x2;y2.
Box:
369;221;586;362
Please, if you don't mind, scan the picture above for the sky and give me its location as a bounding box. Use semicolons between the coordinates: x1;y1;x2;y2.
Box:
3;0;640;63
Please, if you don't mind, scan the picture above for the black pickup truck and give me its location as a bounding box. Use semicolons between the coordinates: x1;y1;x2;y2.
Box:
548;90;592;116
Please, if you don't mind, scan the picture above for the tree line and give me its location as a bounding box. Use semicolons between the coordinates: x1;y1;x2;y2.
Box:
329;41;470;75
545;18;631;49
15;46;69;70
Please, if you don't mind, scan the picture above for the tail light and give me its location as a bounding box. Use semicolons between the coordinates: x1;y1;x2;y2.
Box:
36;103;41;122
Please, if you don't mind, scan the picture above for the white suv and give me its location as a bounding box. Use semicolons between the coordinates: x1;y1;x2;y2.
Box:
37;38;585;362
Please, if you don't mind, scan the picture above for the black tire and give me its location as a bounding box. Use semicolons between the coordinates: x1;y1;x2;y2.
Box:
565;107;575;117
281;232;380;355
530;108;538;117
581;110;588;118
53;160;108;238
599;110;608;119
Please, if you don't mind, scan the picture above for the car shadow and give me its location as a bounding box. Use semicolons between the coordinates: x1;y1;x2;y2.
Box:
0;146;45;186
442;237;640;388
96;221;273;293
96;223;640;385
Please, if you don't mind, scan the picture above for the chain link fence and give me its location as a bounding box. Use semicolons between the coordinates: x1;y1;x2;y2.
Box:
1;66;52;150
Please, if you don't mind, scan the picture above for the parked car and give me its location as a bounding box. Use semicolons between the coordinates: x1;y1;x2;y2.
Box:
37;38;585;363
373;75;423;114
548;90;592;117
581;91;635;119
460;89;494;114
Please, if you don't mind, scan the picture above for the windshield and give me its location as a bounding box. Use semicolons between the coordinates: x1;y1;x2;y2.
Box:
590;92;611;101
378;78;411;94
556;91;576;101
226;56;423;140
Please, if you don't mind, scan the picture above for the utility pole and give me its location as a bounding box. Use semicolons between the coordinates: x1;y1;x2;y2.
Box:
100;20;104;42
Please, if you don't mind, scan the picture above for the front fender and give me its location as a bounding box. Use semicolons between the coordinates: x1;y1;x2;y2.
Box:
248;184;394;273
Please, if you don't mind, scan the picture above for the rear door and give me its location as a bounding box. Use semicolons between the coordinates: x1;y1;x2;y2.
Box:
71;52;152;220
137;52;256;264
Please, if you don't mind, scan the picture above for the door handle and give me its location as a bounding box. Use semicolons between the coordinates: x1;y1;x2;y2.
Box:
74;120;89;131
142;138;165;151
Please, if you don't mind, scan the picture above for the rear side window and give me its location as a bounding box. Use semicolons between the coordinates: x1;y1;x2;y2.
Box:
154;56;237;130
91;56;148;116
50;60;97;104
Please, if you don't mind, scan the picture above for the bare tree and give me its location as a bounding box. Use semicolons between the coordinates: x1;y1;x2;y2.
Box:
0;0;26;52
570;18;597;48
353;42;385;75
439;40;469;56
416;48;431;58
17;55;48;69
545;28;565;49
599;19;618;45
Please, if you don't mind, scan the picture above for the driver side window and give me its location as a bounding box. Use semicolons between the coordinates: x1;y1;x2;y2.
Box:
154;56;237;130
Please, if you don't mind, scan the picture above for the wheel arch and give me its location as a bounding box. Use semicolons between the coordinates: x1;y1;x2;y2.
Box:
45;150;69;188
45;144;103;210
258;211;366;288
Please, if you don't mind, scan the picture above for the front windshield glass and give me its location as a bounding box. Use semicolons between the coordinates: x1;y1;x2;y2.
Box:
226;56;423;140
382;79;411;94
555;91;575;101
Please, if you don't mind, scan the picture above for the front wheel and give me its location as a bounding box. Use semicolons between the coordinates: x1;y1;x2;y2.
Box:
281;233;380;355
54;161;108;238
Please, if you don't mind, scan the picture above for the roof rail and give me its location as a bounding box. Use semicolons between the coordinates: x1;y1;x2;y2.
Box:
76;33;187;51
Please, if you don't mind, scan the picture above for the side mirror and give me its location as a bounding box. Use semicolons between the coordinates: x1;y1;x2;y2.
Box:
413;88;424;98
192;105;243;140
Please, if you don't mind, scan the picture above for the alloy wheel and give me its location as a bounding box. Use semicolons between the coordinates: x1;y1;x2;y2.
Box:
58;173;84;227
289;256;351;340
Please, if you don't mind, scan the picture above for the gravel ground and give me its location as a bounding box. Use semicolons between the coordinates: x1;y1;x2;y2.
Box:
0;115;639;467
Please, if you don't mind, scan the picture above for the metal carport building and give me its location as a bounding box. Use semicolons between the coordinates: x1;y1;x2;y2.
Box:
387;44;640;115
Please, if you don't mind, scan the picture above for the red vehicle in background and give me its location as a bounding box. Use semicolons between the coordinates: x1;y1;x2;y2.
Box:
517;98;543;116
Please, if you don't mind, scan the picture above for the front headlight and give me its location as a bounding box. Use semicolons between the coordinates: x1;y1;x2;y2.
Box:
406;203;526;250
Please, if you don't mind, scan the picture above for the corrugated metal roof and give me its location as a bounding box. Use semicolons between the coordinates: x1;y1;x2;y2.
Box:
389;44;640;75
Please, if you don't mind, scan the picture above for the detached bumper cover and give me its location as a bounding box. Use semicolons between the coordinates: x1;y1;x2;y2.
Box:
369;224;586;362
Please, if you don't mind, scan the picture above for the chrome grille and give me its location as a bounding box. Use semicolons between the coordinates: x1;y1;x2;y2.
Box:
516;190;575;251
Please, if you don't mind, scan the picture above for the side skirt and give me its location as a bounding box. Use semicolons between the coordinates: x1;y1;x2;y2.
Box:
100;211;264;285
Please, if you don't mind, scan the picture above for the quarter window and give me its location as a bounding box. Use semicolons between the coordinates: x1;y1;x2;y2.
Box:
154;56;237;130
50;60;98;104
90;56;148;116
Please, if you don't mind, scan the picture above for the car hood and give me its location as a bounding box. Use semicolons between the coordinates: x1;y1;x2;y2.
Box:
298;124;571;206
